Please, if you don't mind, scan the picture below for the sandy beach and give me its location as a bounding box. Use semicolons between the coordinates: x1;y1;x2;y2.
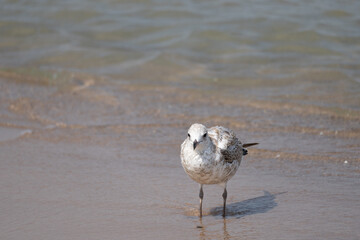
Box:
1;0;360;239
1;70;359;239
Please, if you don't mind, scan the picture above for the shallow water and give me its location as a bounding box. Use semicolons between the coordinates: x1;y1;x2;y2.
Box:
0;0;360;239
1;76;359;240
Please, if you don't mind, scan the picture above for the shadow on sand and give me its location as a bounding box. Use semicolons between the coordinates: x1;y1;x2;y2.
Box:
209;191;286;218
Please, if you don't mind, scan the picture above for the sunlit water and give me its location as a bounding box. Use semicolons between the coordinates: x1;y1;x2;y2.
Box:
1;0;360;82
0;0;360;239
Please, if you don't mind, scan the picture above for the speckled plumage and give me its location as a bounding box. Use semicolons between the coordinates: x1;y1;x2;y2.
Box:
180;123;258;217
181;124;245;185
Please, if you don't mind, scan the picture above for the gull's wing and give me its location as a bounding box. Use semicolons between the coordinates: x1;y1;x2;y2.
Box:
208;126;243;163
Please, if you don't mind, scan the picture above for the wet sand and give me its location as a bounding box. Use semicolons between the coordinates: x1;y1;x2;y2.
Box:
1;0;360;238
0;72;359;239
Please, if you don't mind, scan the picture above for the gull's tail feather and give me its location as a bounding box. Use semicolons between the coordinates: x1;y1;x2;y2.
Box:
242;143;259;148
242;143;258;156
243;143;259;156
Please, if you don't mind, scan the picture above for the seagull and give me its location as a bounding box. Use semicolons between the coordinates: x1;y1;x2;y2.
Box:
181;123;258;218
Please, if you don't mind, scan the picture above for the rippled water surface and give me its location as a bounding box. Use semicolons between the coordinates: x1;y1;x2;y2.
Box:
0;0;360;239
1;0;360;82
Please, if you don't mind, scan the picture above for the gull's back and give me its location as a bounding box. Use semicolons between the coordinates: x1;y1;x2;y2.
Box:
208;126;244;164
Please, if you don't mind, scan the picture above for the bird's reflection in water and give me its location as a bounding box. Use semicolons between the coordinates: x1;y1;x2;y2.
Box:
197;218;231;240
222;219;231;240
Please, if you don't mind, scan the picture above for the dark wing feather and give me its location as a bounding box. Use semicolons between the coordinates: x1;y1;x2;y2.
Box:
209;126;243;163
221;137;243;163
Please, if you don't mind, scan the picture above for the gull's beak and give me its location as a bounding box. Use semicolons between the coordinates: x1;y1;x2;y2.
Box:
193;140;199;150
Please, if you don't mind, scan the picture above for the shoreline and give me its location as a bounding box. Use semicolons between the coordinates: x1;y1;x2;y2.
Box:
0;68;359;239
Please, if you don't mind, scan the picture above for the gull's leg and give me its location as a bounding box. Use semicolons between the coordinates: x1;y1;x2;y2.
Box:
199;184;204;218
222;183;227;218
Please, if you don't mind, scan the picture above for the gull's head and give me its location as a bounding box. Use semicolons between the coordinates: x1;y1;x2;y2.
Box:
187;123;208;151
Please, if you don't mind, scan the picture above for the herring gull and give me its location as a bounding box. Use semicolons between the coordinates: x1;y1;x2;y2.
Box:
181;123;258;217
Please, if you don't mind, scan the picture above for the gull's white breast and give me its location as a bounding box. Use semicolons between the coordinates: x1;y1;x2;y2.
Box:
181;139;241;185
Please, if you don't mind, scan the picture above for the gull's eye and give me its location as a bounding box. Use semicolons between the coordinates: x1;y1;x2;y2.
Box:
203;133;207;138
188;133;190;138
